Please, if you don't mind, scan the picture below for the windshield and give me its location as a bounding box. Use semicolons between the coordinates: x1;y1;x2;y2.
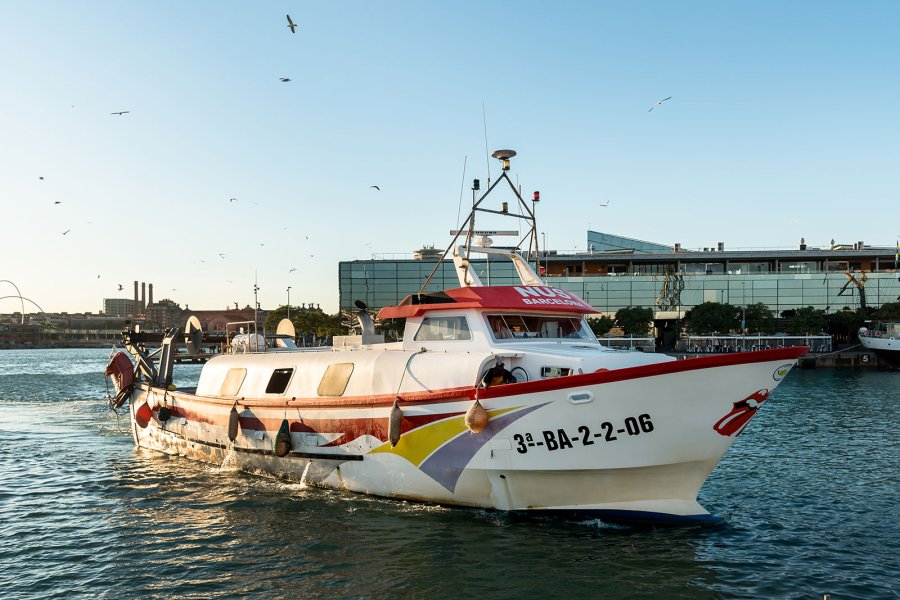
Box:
486;314;597;343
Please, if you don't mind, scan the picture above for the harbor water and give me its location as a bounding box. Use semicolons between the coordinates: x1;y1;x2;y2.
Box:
0;349;896;599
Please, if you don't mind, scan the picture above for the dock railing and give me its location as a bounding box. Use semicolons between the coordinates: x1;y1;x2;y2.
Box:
678;334;832;354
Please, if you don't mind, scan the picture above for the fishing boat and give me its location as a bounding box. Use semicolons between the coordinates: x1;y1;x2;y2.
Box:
105;150;806;523
859;322;900;367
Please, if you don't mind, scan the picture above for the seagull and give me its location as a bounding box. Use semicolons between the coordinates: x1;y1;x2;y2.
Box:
54;201;61;205
228;197;237;203
38;176;44;180
279;77;291;83
117;284;124;291
370;185;380;191
648;97;672;112
601;200;610;207
289;267;297;273
110;111;130;116
286;14;297;33
97;275;101;279
62;229;71;235
218;253;226;259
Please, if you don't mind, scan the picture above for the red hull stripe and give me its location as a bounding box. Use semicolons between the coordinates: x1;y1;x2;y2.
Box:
479;346;807;400
147;346;806;411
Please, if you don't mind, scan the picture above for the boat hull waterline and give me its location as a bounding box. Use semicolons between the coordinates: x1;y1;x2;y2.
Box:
125;347;803;523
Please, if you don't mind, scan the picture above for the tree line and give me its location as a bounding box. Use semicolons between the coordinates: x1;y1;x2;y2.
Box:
589;301;900;341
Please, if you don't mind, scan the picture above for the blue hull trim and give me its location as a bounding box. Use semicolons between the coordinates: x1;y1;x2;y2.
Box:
511;508;724;527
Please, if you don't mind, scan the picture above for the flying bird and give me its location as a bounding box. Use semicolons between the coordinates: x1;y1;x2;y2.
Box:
62;229;71;235
370;185;380;191
286;14;297;33
289;267;297;273
110;111;130;116
601;200;610;207
117;284;124;291
218;253;226;258
279;77;291;83
228;197;238;203
97;275;101;279
54;201;61;205
648;97;672;112
38;176;44;180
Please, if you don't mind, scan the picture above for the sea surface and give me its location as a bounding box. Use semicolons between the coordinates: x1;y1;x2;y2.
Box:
0;348;897;599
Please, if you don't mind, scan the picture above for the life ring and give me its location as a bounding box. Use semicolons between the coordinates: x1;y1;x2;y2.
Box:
105;351;135;409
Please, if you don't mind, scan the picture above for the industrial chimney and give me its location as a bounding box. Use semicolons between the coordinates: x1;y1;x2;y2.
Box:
141;282;146;311
149;283;154;306
133;281;139;316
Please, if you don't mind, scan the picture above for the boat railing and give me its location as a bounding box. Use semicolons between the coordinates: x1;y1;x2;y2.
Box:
597;336;656;352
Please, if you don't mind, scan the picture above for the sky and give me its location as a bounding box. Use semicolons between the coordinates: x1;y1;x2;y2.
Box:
1;1;898;315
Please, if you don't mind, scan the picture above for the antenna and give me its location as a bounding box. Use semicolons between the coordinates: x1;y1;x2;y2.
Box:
455;155;467;229
482;100;491;189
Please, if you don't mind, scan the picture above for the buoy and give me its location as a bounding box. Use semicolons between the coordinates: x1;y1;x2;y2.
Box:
389;399;403;447
134;402;152;428
274;419;292;457
465;398;489;433
228;406;240;442
158;406;171;422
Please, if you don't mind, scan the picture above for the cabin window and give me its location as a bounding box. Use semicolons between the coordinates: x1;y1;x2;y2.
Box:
414;316;472;341
317;363;354;396
541;366;573;378
265;368;294;394
487;315;596;342
220;368;247;396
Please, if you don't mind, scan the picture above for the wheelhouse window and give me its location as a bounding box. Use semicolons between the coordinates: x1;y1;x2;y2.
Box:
413;316;472;341
265;368;294;394
486;315;596;342
317;363;354;397
219;368;246;397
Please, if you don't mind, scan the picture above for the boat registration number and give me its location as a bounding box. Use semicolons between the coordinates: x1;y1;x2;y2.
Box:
512;414;654;454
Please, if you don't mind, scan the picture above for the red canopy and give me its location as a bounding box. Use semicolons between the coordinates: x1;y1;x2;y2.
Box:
377;285;594;319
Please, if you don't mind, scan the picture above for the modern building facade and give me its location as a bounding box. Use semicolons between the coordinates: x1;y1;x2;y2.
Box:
339;233;900;320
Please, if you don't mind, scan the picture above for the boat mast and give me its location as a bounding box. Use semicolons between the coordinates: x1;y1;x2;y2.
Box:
419;149;540;294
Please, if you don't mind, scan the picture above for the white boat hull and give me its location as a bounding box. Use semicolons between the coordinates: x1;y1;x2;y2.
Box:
125;347;802;523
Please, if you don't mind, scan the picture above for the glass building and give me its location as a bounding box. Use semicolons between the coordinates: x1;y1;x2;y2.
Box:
339;234;900;319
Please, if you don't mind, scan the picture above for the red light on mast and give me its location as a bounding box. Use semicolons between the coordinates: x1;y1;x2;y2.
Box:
533;191;540;202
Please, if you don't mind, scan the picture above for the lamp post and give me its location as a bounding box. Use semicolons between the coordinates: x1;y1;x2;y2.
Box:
287;286;291;320
253;283;260;330
541;232;547;276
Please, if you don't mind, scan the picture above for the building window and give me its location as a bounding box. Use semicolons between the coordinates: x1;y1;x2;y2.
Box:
781;261;818;273
265;368;294;394
318;363;354;396
414;316;472;341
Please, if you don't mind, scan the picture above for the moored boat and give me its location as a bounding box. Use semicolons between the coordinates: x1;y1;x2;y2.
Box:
105;150;806;523
859;322;900;367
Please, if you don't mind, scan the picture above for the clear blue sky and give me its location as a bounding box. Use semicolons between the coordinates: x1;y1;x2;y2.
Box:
2;2;898;314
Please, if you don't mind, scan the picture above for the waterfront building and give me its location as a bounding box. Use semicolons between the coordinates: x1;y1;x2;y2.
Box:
339;232;900;324
103;298;135;318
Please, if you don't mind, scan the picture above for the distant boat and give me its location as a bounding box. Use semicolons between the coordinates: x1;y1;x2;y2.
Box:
859;322;900;367
104;149;806;524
